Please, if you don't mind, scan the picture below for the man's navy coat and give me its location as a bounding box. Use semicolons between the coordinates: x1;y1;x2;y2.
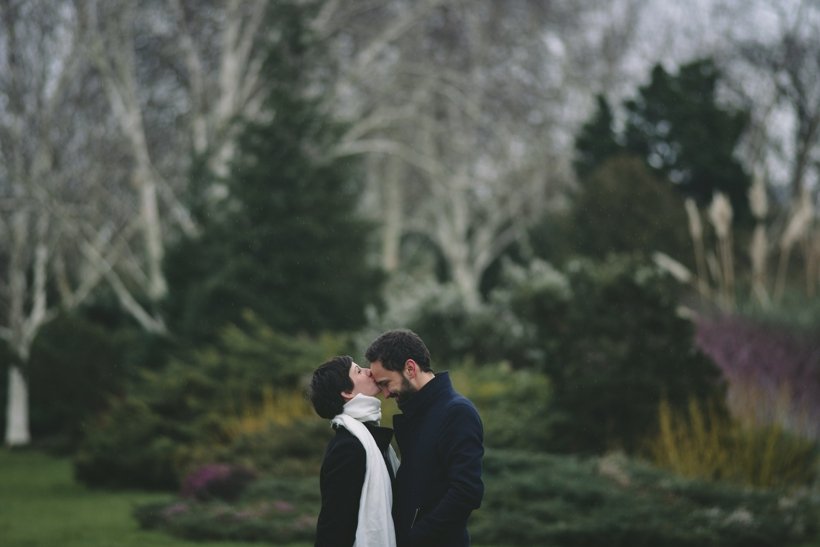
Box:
392;372;484;547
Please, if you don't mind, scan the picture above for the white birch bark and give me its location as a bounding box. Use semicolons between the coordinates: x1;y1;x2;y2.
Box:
72;0;274;330
0;1;109;445
319;0;637;304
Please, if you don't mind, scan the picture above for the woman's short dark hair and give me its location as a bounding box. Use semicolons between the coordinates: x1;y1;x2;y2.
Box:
308;355;354;419
365;329;431;372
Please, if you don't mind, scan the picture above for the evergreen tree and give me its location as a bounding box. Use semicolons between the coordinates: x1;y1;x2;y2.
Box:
573;59;751;218
573;95;621;179
569;156;691;262
623;59;751;216
164;2;383;342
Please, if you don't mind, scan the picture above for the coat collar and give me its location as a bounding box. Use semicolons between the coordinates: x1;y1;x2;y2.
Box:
333;421;393;451
367;423;395;452
397;371;453;419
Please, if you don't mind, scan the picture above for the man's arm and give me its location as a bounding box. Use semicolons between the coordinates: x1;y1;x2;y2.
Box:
408;401;484;545
315;438;365;547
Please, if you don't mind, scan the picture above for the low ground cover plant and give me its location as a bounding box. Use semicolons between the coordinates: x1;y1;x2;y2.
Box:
136;450;820;546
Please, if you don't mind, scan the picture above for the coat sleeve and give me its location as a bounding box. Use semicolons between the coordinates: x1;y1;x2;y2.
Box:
315;437;366;547
407;401;484;546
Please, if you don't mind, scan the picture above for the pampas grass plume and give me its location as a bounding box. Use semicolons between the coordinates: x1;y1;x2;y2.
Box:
708;193;733;239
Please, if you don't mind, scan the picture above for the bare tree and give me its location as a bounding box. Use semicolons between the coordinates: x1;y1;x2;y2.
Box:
716;0;820;300
316;0;644;303
0;1;115;446
731;0;820;198
71;0;274;332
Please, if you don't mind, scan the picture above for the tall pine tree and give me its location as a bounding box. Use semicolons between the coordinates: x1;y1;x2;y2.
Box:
573;95;621;179
164;2;382;342
574;59;751;218
623;59;751;216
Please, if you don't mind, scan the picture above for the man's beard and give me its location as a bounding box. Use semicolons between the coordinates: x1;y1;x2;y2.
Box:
395;375;418;402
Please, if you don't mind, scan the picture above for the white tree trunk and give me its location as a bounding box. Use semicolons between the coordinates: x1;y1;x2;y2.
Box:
381;156;404;272
4;366;30;447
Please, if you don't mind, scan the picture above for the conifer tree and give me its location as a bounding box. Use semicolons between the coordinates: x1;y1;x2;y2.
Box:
623;59;751;216
164;2;382;342
574;59;751;218
573;95;621;180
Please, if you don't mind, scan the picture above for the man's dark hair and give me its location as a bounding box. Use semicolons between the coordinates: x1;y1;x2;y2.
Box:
308;355;354;419
365;329;432;372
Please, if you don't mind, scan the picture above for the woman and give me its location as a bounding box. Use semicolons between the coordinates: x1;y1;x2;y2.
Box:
308;355;399;547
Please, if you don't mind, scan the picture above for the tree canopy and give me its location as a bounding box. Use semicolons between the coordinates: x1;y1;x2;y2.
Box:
576;59;752;218
163;3;383;342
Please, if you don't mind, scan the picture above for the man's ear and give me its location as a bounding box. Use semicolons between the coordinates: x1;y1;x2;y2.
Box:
340;390;354;401
404;359;417;379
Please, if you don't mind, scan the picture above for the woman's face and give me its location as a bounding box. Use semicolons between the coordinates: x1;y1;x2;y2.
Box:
345;361;381;398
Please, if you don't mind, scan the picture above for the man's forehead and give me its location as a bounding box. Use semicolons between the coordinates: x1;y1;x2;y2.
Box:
370;362;397;380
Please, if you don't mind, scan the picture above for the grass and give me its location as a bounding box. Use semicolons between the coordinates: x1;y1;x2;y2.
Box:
0;449;310;547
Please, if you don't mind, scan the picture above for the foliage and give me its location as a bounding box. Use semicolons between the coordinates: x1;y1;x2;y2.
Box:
74;395;192;490
575;59;751;218
135;476;320;544
491;256;726;453
362;256;726;455
564;156;692;262
25;314;131;452
450;363;553;450
735;292;820;332
650;398;818;489
74;315;337;489
694;314;820;440
472;449;819;547
574;94;622;179
163;0;382;343
360;279;500;366
624;59;751;216
135;448;820;546
180;464;257;502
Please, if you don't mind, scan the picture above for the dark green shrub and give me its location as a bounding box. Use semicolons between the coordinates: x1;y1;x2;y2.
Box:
135;476;320;543
210;419;330;477
26;314;130;452
136;450;820;546
565;155;692;263
163;0;383;344
74;398;183;489
471;450;819;547
494;256;726;454
74;314;335;489
365;257;725;455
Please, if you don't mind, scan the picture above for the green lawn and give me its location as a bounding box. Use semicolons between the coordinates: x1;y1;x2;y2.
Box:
0;449;310;547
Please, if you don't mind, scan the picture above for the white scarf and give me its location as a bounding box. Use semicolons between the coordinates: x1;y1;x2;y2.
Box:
331;394;398;547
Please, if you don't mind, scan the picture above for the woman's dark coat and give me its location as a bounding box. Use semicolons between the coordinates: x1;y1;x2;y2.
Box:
392;372;484;547
314;421;395;547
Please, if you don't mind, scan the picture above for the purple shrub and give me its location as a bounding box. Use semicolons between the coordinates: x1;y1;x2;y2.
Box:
695;314;820;439
180;463;257;502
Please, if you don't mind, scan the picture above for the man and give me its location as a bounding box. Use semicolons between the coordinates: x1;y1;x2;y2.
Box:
308;356;398;547
366;329;484;547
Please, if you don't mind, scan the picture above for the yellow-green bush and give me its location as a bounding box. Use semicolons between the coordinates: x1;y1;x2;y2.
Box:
451;363;553;450
649;398;818;489
75;315;345;489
